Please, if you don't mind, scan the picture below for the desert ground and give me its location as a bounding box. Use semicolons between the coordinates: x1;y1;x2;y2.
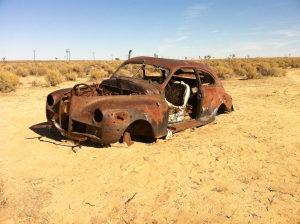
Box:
0;68;300;223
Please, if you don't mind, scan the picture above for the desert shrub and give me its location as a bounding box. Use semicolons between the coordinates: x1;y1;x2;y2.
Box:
47;64;56;70
77;71;86;78
116;68;134;77
243;64;259;79
0;71;20;92
257;62;271;73
269;61;279;68
64;72;77;81
37;66;48;76
99;61;109;69
82;65;93;76
290;60;300;68
275;68;287;76
229;61;243;71
102;64;116;74
211;60;220;67
213;66;234;79
90;69;107;81
277;60;289;68
2;64;13;71
45;70;65;86
29;66;39;76
260;67;286;77
58;66;71;75
15;68;29;77
71;64;83;73
31;79;44;87
234;67;247;77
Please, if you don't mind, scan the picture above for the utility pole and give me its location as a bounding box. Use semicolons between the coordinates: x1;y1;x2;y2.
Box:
33;50;35;62
93;52;95;61
111;54;113;60
66;49;70;61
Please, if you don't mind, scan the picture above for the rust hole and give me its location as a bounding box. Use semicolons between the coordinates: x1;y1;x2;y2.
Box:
117;115;124;121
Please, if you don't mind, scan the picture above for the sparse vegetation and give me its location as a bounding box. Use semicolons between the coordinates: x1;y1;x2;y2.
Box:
64;71;78;81
0;179;6;207
0;71;20;92
193;57;298;79
15;68;29;77
31;79;44;87
213;66;234;79
90;69;107;81
0;57;298;92
45;70;65;86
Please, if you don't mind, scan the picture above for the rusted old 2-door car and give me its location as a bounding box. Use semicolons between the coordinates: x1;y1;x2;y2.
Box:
42;56;233;146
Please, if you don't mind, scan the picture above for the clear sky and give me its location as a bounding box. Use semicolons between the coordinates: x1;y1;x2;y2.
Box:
1;0;300;60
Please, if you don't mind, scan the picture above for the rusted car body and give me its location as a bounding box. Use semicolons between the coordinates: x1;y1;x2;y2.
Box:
40;57;233;146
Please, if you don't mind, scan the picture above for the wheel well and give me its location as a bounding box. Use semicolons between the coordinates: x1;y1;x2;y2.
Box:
125;119;154;137
217;103;228;115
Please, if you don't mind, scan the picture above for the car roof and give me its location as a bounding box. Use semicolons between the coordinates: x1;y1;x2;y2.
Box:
126;56;215;74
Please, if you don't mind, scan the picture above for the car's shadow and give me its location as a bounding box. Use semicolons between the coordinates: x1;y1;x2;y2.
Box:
28;122;111;152
28;122;157;152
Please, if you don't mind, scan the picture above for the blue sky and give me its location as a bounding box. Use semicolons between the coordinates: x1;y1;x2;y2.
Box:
1;0;300;60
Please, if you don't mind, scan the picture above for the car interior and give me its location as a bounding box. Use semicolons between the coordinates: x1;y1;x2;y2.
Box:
165;68;215;123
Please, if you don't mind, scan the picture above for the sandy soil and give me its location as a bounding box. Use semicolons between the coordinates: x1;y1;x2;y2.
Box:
0;69;300;224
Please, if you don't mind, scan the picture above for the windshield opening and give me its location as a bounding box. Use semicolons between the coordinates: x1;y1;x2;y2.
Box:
113;62;170;82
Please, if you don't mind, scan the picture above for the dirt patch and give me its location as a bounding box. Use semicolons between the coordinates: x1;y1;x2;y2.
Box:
0;69;300;223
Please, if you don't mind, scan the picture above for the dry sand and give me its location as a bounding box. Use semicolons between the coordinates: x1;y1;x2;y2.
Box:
0;69;300;223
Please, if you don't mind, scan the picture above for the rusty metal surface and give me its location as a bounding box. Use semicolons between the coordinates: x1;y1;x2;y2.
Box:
37;56;233;146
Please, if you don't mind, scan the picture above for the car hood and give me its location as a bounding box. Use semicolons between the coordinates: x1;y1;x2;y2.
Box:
101;77;162;95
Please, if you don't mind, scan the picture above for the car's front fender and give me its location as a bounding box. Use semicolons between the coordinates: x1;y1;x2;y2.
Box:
70;94;169;142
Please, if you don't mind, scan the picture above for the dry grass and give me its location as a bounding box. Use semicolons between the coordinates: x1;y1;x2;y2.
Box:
90;69;107;81
213;65;234;79
15;68;30;77
31;79;45;87
192;57;299;79
0;57;299;92
0;70;20;92
0;179;6;208
64;71;78;81
45;70;65;86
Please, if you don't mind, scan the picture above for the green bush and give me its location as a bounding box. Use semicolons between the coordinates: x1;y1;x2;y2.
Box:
45;70;65;86
0;71;20;92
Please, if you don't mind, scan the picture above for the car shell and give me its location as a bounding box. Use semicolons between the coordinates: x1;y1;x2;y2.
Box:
42;56;233;146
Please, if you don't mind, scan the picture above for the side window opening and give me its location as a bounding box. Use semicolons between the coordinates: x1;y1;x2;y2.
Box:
198;71;215;86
